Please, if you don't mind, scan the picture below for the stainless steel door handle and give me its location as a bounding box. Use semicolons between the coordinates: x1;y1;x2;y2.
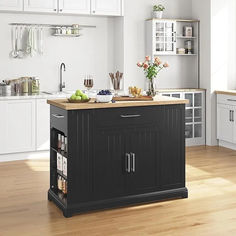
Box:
131;153;135;173
233;110;235;122
120;115;141;118
52;114;64;119
227;99;236;102
126;153;131;173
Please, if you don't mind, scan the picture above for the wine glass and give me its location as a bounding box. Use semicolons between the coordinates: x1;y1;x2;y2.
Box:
84;75;94;92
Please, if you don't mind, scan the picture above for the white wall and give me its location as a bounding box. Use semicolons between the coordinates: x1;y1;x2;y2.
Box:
0;13;116;91
123;0;193;89
0;0;193;92
192;0;236;146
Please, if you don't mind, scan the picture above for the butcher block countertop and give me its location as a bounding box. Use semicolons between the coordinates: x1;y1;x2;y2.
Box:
215;90;236;96
47;95;188;110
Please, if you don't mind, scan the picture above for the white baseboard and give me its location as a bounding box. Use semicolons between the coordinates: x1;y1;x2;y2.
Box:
219;140;236;150
0;151;49;162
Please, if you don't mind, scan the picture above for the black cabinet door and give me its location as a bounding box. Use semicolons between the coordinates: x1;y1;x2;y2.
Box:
160;105;185;190
125;125;160;195
93;127;126;200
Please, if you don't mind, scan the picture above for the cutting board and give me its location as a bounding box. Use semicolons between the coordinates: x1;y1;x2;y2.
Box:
113;96;153;101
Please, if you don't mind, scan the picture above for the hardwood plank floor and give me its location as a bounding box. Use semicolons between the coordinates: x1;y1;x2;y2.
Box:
1;146;236;236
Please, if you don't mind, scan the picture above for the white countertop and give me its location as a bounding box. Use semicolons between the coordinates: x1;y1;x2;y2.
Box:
0;92;71;101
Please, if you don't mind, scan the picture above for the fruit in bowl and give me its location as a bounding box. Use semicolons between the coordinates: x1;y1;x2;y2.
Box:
68;90;90;103
96;90;113;103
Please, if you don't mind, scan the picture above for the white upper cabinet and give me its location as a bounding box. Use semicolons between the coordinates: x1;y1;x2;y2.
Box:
0;0;23;11
91;0;122;16
24;0;58;13
59;0;90;14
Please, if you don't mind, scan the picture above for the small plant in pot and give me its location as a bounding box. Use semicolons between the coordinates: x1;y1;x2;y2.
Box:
153;4;165;19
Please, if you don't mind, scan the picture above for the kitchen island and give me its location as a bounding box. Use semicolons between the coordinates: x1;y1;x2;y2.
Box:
47;96;188;217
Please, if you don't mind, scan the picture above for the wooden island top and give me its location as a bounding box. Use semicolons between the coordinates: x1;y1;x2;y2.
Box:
215;90;236;96
47;95;188;110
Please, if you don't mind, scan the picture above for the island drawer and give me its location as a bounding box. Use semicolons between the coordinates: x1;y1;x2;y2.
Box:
94;106;158;127
50;106;68;135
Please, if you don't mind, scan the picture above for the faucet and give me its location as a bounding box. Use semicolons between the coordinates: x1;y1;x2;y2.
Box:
59;63;66;92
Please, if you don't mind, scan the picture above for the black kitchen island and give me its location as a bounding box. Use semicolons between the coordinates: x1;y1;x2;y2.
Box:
47;96;188;217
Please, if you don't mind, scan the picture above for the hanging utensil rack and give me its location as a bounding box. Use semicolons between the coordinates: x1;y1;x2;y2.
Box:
9;23;96;29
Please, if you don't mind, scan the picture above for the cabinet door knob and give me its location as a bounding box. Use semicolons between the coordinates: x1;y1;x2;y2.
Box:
60;9;63;12
93;10;96;13
131;153;135;173
54;9;57;11
125;153;131;173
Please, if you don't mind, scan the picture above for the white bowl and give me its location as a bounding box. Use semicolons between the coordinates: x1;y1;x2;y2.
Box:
96;94;113;103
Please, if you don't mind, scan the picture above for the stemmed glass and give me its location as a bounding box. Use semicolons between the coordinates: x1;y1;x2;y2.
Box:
84;75;94;92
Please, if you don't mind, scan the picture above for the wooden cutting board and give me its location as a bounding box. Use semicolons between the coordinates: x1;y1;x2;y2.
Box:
113;96;153;101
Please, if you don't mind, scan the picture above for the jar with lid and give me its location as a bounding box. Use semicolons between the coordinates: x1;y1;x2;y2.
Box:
66;27;72;35
72;24;80;35
31;77;40;94
22;77;29;93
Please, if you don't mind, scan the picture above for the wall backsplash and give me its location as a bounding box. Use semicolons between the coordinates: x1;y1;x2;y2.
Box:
0;13;115;91
0;0;194;92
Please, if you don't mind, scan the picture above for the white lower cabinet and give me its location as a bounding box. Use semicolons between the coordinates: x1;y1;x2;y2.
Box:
36;99;50;151
217;94;236;147
0;100;36;154
217;104;234;143
0;0;23;11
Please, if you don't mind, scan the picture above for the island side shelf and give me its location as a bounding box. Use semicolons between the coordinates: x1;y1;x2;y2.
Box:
48;101;188;217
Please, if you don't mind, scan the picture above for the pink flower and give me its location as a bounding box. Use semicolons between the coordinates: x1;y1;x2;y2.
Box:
143;63;149;69
145;56;151;62
137;62;143;67
163;62;169;68
154;57;162;65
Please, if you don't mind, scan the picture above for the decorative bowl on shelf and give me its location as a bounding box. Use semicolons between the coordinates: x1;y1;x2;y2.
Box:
68;98;90;103
96;95;113;103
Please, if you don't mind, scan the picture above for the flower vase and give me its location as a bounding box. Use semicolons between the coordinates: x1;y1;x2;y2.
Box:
147;78;156;97
153;11;163;19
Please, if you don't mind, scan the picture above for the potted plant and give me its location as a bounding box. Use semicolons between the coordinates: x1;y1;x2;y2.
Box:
137;56;169;97
153;4;165;18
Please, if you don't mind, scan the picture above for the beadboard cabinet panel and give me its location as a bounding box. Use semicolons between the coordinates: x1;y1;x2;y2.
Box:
49;104;187;217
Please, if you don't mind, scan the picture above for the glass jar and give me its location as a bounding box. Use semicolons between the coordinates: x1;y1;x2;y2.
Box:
31;77;40;94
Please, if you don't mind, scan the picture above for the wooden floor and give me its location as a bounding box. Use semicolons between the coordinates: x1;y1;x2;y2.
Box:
1;146;236;236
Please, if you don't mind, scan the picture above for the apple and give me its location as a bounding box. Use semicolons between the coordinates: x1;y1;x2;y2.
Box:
81;94;88;100
70;94;77;100
75;96;82;100
76;90;83;96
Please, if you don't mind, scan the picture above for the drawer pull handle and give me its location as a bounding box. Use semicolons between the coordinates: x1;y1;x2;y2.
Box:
227;99;236;102
52;114;64;119
120;114;141;118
